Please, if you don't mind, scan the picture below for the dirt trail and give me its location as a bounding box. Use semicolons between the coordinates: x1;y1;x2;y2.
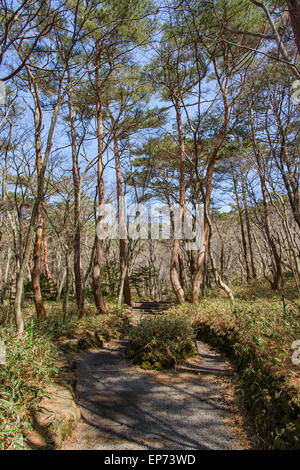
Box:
62;303;252;450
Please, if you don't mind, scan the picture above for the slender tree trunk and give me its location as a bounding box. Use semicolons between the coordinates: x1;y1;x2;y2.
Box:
249;102;283;289
63;252;71;318
67;77;82;311
2;118;12;199
79;235;96;314
178;250;185;289
0;246;12;305
170;98;185;303
214;218;225;281
250;0;298;77
30;75;46;319
42;221;52;280
32;201;46;318
14;64;66;333
92;67;108;314
208;219;234;302
231;167;250;280
0;125;11;312
14;203;37;334
118;264;128;309
269;97;300;230
113;132;132;305
253;232;268;281
191;77;230;303
188;249;196;286
57;268;66;303
280;144;300;230
241;173;257;278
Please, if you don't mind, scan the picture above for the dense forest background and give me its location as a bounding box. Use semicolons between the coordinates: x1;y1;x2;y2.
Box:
0;0;299;328
0;0;300;452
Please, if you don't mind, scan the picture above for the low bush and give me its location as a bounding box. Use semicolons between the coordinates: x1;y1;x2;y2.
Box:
126;314;196;370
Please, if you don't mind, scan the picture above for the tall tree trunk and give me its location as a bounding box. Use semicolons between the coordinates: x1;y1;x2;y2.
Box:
14;63;65;333
67;77;82;311
188;249;196;286
0;246;12;305
57;268;66;303
118;264;128;309
170;98;185;303
32;201;46;319
266;93;300;230
207;217;234;303
1;118;12;199
271;105;300;230
214;218;225;281
80;235;97;314
178;251;185;289
14;202;37;334
92;66;108;314
0;128;11;305
42;222;52;280
279;144;300;230
231;166;250;280
249;102;283;289
191;77;230;303
113;132;132;305
241;172;257;278
30;73;46;319
63;252;71;318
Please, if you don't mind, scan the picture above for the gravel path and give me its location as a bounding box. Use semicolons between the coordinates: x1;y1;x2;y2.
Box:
62;338;248;450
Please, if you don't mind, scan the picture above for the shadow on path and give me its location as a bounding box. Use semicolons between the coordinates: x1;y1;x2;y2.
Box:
63;340;242;450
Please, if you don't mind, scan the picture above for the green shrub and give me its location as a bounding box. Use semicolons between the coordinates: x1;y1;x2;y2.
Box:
126;314;197;370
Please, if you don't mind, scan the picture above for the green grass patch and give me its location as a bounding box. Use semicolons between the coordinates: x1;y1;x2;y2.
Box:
0;300;126;449
172;278;300;449
0;326;58;449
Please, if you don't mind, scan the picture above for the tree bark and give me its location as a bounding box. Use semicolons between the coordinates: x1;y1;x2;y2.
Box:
1;118;12;200
287;0;300;56
67;76;82;311
14;202;37;334
113;132;132;305
92;65;108;314
0;246;12;305
79;235;97;314
63;252;71;318
170;98;185;303
14;60;66;333
214;218;225;281
42;222;52;280
57;268;66;303
208;216;234;303
30;71;46;319
32;201;46;319
118;264;128;309
241;172;257;278
231;165;250;280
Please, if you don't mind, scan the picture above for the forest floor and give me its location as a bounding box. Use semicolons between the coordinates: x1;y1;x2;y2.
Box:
62;321;253;450
1;277;298;450
62;278;299;450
